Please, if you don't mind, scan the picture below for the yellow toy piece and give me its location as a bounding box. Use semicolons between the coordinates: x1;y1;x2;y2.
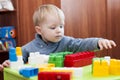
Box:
93;58;109;77
109;59;120;75
38;63;55;72
16;47;22;56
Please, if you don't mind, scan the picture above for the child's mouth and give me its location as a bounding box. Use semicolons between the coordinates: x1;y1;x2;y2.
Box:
56;35;62;38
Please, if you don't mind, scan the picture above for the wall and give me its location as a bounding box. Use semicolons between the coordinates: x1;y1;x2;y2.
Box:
107;0;120;58
61;0;120;58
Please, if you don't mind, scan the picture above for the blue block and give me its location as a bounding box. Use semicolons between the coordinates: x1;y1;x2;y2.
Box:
19;67;38;78
9;47;17;61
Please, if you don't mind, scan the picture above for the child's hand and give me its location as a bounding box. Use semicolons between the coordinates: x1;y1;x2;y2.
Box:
0;64;4;71
98;39;116;50
2;60;10;67
0;60;10;71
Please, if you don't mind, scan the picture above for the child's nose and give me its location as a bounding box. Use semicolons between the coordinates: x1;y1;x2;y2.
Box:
56;27;61;33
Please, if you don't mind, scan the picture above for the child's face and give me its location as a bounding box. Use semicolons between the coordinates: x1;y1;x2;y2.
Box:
37;14;64;43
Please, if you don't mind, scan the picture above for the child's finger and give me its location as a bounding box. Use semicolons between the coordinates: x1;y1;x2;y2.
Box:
2;60;10;67
2;63;8;67
102;40;109;49
5;60;10;65
109;40;116;47
98;39;116;50
106;40;112;49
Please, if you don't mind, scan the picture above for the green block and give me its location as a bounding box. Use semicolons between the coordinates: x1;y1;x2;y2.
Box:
49;55;55;61
48;61;55;64
55;55;63;61
65;51;73;54
55;61;63;67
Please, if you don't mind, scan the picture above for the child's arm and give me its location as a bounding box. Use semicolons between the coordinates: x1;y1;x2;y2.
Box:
98;39;116;50
0;60;10;72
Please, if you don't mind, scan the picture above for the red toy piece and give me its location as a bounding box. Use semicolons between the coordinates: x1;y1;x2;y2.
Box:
64;51;95;67
38;72;71;80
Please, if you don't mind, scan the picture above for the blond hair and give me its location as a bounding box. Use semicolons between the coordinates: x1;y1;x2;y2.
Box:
33;4;65;26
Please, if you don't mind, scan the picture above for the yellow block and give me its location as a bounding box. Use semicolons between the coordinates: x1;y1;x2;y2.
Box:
93;59;109;77
16;47;22;56
110;59;120;75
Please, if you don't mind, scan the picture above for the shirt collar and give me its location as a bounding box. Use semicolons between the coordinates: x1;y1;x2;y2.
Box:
35;33;59;46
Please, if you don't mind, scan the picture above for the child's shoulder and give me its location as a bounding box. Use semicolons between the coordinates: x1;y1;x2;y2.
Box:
22;39;36;49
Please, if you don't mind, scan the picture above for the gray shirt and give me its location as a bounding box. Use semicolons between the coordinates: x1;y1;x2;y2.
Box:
22;33;100;63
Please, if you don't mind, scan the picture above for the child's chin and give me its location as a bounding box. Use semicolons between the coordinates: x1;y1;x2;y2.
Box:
53;39;62;43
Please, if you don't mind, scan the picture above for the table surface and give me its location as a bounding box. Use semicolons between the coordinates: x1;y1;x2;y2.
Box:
79;65;120;80
4;65;120;80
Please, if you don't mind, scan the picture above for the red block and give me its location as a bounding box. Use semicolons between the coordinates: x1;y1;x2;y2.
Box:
56;72;71;80
38;72;71;80
64;51;95;67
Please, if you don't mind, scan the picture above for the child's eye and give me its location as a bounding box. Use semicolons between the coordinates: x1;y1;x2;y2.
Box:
59;25;64;28
50;27;56;29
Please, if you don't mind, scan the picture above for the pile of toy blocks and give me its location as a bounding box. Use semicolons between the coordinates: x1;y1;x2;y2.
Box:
92;57;120;77
48;51;95;67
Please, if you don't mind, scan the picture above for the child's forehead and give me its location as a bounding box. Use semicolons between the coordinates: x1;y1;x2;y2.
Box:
42;12;64;25
44;15;63;25
37;5;65;26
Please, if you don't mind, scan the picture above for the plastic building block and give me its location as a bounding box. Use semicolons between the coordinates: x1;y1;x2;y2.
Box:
109;59;120;75
38;72;71;80
16;47;22;56
64;51;95;67
28;52;49;65
52;67;82;78
38;63;55;72
48;52;72;67
92;58;109;77
9;47;17;61
19;67;38;78
39;67;52;72
92;57;120;76
9;47;24;70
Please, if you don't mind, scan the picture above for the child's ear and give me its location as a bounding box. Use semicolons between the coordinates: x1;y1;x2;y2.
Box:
35;26;42;35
